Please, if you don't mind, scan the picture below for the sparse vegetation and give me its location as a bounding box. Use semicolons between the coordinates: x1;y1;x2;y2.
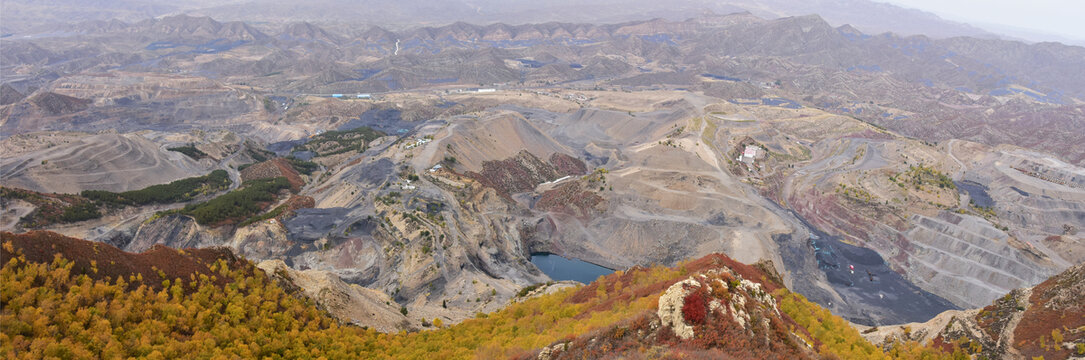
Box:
57;201;102;222
376;192;402;205
263;97;276;112
891;164;955;191
516;282;555;297
246;148;274;163
837;183;877;203
297;126;384;157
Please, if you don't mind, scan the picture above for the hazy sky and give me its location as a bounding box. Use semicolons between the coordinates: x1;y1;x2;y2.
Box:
883;0;1085;42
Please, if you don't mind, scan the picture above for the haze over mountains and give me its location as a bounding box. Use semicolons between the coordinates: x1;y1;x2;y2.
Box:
0;0;1022;40
1;1;1083;359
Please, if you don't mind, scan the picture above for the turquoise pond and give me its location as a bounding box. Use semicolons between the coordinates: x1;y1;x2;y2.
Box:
529;253;614;284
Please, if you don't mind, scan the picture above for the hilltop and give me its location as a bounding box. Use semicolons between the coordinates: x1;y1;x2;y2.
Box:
0;231;971;359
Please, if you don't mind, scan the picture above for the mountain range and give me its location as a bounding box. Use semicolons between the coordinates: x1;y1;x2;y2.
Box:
1;4;1083;359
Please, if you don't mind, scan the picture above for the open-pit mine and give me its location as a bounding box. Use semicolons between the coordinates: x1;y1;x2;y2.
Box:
2;6;1083;359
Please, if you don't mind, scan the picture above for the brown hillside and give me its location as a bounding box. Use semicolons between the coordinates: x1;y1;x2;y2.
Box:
467;150;588;197
240;158;304;191
1013;263;1085;359
0;231;244;291
535;181;604;220
27;92;90;115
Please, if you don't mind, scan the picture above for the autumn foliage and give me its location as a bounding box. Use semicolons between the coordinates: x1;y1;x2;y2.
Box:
1;232;963;359
682;288;708;325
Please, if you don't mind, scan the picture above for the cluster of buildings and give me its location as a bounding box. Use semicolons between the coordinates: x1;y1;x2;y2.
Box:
738;145;759;164
404;137;431;149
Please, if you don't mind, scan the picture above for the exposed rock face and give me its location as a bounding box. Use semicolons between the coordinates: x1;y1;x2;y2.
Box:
128;214;224;253
257;260;416;333
656;278;701;340
780;138;1081;315
228;222;293;261
2;9;1082;349
657;269;784;342
893;212;1055;307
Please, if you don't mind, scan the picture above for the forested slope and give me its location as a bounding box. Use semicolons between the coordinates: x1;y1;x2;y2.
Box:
1;231;967;359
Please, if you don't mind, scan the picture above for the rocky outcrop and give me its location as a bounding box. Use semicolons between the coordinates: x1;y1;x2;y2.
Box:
863;262;1085;359
657;269;783;342
257;260;416;333
527;254;813;359
228;221;293;261
128;214;224;253
656;278;701;340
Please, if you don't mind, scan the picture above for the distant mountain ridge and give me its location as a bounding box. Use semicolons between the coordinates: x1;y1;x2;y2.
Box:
5;12;1083;164
0;0;1017;43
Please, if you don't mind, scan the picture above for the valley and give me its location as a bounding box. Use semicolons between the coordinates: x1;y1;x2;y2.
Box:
1;6;1083;359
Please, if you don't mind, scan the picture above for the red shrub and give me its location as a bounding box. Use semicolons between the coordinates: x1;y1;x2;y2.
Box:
683;289;708;325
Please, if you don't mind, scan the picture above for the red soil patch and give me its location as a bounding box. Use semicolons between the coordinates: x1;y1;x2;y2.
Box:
343;156;364;168
1;231;245;292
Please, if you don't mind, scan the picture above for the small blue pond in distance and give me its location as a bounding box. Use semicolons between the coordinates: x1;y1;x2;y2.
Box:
530;253;613;284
